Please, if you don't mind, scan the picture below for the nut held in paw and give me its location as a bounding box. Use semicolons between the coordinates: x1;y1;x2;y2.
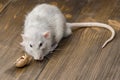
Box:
15;56;31;67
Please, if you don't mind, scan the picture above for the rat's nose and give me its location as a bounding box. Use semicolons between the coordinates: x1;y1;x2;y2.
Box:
33;54;40;60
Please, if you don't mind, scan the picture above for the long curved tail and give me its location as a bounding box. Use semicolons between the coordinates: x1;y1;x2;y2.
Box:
66;22;115;48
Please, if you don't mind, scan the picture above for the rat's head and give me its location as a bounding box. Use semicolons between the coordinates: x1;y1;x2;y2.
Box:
20;31;51;60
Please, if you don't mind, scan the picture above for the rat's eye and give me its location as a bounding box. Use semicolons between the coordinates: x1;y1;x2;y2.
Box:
39;43;43;47
30;44;33;47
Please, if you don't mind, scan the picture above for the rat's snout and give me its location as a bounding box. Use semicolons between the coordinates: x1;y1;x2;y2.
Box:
33;52;44;60
34;55;44;60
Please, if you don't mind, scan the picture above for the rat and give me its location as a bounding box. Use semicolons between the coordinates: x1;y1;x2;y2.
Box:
20;4;115;60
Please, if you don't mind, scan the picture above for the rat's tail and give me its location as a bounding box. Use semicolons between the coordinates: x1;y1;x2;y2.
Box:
66;22;115;48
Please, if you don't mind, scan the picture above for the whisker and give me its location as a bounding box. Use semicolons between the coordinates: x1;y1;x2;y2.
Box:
54;49;65;51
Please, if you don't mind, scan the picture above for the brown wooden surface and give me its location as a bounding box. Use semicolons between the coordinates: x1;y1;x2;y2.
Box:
0;0;120;80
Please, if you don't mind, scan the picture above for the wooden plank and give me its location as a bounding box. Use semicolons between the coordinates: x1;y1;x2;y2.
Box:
109;0;120;20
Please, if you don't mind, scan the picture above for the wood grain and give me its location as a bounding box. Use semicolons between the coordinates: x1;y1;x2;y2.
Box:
0;0;12;13
0;0;120;80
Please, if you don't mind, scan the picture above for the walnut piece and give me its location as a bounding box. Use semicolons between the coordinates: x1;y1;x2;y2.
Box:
15;55;32;68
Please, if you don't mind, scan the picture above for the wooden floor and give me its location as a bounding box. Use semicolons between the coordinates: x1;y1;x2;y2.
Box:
0;0;120;80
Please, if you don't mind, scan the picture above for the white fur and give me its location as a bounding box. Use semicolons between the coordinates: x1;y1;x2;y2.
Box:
21;4;115;60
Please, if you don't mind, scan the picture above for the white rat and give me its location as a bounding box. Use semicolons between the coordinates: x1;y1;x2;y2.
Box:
20;4;115;60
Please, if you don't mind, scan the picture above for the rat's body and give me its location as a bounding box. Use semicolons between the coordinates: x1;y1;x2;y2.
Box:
20;4;115;60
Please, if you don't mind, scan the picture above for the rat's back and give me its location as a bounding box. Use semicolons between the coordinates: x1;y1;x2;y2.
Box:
24;3;66;35
24;3;65;28
26;4;63;21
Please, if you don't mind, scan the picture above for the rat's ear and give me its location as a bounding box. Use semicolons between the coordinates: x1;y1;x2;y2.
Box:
21;34;29;40
43;31;50;38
